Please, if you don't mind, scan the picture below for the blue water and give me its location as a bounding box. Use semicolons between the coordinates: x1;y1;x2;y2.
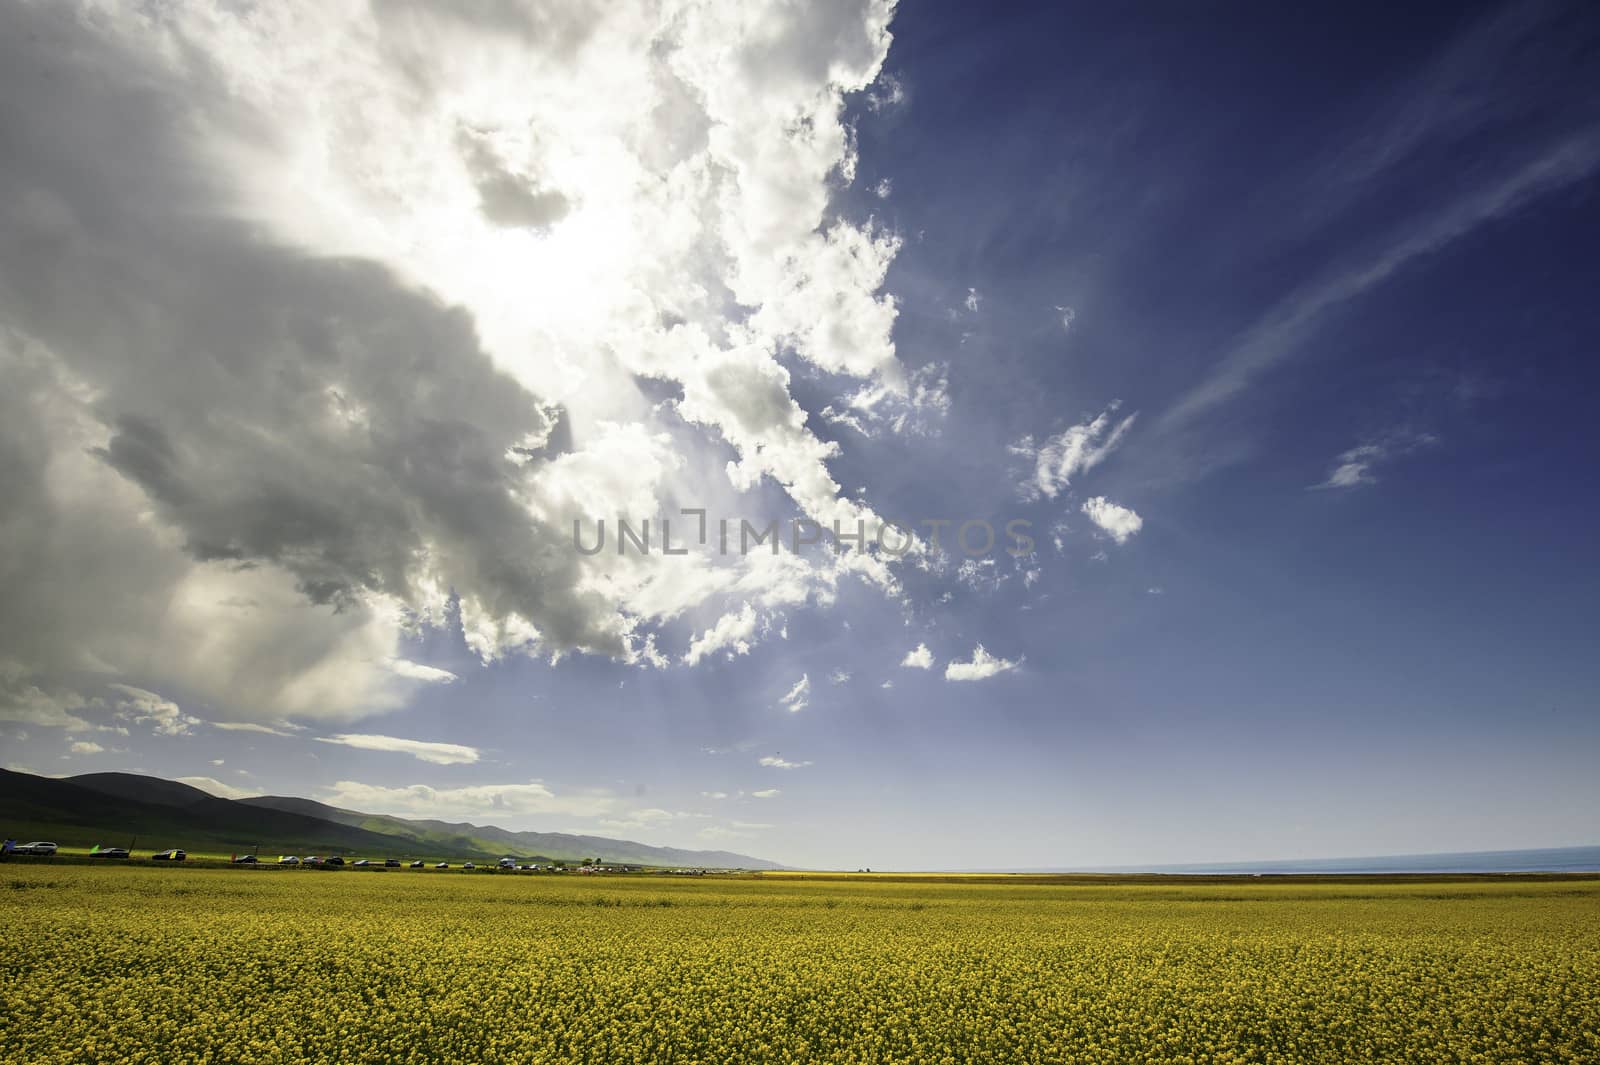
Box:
1082;845;1600;875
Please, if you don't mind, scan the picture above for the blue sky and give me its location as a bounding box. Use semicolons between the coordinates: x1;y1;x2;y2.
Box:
1;0;1596;869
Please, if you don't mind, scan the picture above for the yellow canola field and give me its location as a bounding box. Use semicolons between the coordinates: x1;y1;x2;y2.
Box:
3;867;1597;1064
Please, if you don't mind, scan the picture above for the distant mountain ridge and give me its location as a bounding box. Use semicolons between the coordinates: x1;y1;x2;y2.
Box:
0;769;781;868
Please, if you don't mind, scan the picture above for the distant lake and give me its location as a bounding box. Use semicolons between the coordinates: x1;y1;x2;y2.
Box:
1081;845;1600;875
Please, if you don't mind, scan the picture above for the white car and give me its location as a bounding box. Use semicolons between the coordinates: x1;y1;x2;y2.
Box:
277;855;301;865
15;842;58;856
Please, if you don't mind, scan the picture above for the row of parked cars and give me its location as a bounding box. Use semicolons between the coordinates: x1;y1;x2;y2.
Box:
3;842;186;860
234;855;490;869
9;844;544;870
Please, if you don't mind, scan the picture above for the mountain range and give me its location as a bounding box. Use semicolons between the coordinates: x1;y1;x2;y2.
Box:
0;768;781;868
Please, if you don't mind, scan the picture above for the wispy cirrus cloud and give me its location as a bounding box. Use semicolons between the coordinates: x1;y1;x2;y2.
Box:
778;674;811;713
1010;405;1137;501
315;733;481;766
1312;429;1439;490
318;780;613;821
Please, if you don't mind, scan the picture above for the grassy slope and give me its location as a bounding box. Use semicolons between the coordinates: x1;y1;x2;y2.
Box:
2;770;781;867
0;769;473;858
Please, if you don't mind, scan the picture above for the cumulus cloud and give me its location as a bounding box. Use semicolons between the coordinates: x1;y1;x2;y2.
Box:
900;643;935;669
778;674;811;713
1080;497;1144;545
683;603;760;666
68;741;104;755
944;645;1021;682
109;685;199;737
759;756;812;769
0;0;908;727
319;779;613;821
1010;406;1137;500
314;734;481;766
751;788;781;799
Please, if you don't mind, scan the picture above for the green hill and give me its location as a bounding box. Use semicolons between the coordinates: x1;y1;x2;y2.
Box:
237;796;782;867
0;769;781;868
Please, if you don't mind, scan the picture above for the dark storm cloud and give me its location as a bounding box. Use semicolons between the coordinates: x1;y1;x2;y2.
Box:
0;3;629;691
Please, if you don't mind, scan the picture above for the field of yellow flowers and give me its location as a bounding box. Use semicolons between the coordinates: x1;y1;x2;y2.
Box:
3;866;1597;1063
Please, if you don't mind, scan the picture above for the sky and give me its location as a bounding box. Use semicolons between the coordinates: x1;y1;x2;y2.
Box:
1;0;1597;870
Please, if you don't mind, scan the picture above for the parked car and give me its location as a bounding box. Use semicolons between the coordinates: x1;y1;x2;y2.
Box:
90;846;131;859
278;855;301;865
434;862;449;869
497;857;517;869
231;854;258;864
150;849;186;861
384;858;401;868
409;860;424;869
324;856;345;866
16;842;59;856
303;856;323;866
353;859;372;868
463;862;476;870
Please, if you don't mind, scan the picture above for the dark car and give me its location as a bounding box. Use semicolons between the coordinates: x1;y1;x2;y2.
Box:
324;856;345;866
384;858;401;867
231;854;258;864
409;860;424;869
434;862;449;869
150;849;186;861
91;846;131;859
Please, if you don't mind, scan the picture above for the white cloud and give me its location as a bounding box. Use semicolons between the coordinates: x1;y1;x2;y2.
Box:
1057;305;1077;333
778;674;811;713
956;558;1006;592
319;779;613;820
314;734;480;766
751;788;781;799
1158;134;1600;436
964;288;982;313
829;670;851;685
700;791;729;800
211;721;296;737
387;659;458;684
1313;431;1439;490
830;362;950;438
1010;406;1137;501
759;756;812;769
177;776;264;801
0;0;911;728
210;758;225;766
874;178;892;199
944;645;1021;682
1080;497;1143;545
109;684;199;737
900;643;934;669
0;680;97;732
682;603;759;666
69;741;104;755
866;72;906;113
